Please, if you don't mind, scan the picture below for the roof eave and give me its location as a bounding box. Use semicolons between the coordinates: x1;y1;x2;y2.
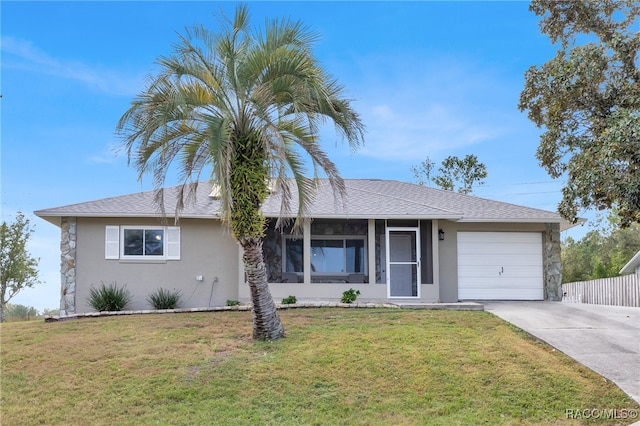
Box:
264;213;464;221
560;217;587;232
454;217;585;232
620;250;640;275
33;211;221;227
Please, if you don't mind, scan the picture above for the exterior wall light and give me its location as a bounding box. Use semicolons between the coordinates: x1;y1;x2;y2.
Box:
438;229;445;241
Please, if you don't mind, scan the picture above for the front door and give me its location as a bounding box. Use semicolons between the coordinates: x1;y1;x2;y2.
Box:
386;228;420;298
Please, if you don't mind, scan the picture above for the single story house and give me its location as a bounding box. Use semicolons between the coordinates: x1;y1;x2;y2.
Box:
620;250;640;275
35;179;571;315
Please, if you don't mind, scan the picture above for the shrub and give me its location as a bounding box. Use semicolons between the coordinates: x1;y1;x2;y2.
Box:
87;281;132;311
226;299;241;306
281;295;297;305
147;288;182;310
341;288;361;304
5;304;39;321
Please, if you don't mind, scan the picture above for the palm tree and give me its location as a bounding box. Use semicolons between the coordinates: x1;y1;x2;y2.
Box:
116;5;365;340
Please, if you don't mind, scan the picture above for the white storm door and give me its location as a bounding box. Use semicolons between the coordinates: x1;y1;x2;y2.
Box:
386;228;420;298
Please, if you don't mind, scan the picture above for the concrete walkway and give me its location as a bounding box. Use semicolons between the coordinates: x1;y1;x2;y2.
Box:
485;301;640;405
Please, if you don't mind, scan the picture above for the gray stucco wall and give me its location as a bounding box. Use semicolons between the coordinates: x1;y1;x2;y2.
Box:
74;217;239;313
437;220;460;303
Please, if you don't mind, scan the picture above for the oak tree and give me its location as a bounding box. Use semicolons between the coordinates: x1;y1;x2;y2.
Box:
519;0;640;226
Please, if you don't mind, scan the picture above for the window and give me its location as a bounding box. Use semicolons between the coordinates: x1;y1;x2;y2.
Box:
105;226;180;260
311;238;365;274
282;236;366;275
284;237;303;273
123;228;164;256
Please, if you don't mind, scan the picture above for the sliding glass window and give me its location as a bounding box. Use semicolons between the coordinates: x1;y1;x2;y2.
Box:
311;238;365;274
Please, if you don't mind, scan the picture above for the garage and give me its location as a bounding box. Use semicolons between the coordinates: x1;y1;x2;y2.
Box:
457;232;543;300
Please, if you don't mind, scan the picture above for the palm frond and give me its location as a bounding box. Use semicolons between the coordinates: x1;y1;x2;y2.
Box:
117;3;364;227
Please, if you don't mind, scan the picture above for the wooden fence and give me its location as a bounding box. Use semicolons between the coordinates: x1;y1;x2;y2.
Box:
562;275;639;307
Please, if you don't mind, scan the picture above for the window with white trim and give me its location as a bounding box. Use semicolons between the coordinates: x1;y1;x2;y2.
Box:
105;226;180;260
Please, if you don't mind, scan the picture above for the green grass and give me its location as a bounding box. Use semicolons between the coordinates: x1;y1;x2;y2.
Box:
1;309;637;425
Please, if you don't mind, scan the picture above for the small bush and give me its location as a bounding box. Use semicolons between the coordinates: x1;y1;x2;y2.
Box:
281;295;297;305
226;299;241;306
147;288;182;310
341;288;361;304
5;304;39;321
87;281;132;311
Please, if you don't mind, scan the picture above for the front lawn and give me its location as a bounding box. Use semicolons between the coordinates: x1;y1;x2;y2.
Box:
1;309;636;425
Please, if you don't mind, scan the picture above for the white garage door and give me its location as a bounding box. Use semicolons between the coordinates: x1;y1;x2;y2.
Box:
457;232;543;300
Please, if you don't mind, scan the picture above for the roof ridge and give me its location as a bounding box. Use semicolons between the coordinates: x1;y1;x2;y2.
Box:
347;181;463;216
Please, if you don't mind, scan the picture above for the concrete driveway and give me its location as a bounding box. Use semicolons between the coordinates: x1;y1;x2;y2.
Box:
484;301;640;404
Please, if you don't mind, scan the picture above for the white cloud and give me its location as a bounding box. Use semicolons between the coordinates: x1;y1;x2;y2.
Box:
87;143;126;164
358;101;502;161
371;105;395;121
337;52;517;162
1;36;144;97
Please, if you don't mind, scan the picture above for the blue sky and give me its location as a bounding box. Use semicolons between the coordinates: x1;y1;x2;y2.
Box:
2;1;592;310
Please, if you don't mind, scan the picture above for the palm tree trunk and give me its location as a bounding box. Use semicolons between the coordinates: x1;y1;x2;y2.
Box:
239;236;285;340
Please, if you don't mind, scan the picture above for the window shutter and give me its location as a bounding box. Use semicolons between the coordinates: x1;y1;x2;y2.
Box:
166;226;181;260
105;226;120;259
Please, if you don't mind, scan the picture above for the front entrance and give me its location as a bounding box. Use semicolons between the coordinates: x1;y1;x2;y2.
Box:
386;228;421;298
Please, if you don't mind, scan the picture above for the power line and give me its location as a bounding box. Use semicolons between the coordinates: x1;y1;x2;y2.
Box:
483;190;562;196
480;180;562;188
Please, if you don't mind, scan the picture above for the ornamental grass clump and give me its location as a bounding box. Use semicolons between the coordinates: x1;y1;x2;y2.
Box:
147;288;182;310
87;281;132;312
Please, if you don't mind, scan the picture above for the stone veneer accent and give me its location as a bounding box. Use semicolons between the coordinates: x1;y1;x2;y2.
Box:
544;223;562;301
60;217;77;315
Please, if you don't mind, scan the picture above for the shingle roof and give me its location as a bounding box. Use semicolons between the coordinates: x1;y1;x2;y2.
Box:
35;179;565;226
35;185;219;221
